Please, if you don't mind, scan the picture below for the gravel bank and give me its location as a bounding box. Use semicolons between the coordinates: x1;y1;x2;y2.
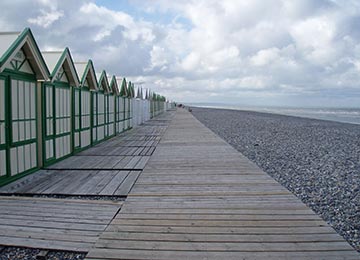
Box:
191;107;360;251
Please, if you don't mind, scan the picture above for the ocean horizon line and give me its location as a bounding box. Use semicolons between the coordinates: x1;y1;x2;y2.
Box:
187;103;360;125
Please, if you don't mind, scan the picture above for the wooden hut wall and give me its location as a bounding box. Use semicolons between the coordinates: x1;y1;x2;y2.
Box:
115;95;125;133
0;78;5;177
73;80;91;151
106;91;115;137
43;78;72;165
92;89;106;143
42;49;80;166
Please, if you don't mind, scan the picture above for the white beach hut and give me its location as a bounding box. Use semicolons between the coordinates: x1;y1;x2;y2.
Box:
41;48;79;166
0;28;49;185
73;60;98;152
92;70;111;144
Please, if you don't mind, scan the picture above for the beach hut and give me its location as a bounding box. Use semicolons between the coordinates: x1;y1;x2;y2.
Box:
41;48;80;166
128;82;135;129
145;89;151;120
0;28;49;185
135;87;143;126
92;70;110;144
73;60;97;152
123;80;131;130
116;77;127;133
107;75;119;138
132;85;140;127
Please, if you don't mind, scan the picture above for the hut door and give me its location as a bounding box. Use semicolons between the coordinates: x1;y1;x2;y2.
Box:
44;84;72;165
73;88;81;150
44;84;55;162
9;78;37;176
74;87;91;151
0;78;6;177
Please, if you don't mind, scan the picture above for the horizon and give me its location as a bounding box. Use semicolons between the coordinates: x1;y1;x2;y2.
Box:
1;0;360;107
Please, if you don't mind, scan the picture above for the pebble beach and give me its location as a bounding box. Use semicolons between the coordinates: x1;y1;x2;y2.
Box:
191;106;360;251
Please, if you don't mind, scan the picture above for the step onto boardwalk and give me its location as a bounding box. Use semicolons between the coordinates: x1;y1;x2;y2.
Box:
0;196;122;252
86;109;359;260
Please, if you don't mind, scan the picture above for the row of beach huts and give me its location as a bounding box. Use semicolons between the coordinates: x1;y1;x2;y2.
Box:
0;28;174;186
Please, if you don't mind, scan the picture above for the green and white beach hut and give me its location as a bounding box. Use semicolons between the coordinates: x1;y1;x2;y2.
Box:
128;82;135;129
0;28;49;185
107;75;119;138
121;78;131;130
41;48;80;166
92;70;111;144
73;60;98;152
116;77;127;133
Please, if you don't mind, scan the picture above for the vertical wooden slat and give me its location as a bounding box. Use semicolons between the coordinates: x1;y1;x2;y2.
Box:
10;148;17;175
0;80;4;145
0;150;6;176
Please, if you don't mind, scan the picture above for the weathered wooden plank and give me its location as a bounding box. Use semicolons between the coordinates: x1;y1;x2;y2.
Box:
100;231;345;243
99;171;130;195
93;239;354;252
114;171;141;196
86;249;359;260
114;213;323;221
110;218;328;227
105;224;337;235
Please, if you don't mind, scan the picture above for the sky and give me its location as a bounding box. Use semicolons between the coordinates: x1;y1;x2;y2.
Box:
1;0;360;107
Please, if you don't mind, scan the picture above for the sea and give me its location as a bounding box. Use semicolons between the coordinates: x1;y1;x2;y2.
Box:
188;103;360;125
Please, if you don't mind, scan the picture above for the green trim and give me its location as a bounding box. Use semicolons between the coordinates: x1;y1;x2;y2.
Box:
120;78;127;96
109;75;120;95
98;70;110;93
49;48;80;86
78;60;98;91
0;28;50;79
2;69;36;80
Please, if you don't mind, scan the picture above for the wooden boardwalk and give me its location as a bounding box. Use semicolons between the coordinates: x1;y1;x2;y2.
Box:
86;109;359;260
0;196;121;252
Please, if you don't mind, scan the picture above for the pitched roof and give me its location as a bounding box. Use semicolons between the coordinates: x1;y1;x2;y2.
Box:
127;81;133;98
74;60;98;91
119;78;128;97
136;87;142;99
108;75;120;95
42;48;80;86
96;70;111;93
0;27;49;79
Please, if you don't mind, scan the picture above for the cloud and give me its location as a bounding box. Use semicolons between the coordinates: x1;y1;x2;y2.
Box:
28;9;64;28
0;0;359;107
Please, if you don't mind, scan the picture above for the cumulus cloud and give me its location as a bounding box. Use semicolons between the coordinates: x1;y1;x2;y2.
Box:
0;0;360;106
28;9;64;28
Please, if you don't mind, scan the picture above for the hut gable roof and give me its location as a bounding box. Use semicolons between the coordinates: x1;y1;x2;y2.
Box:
136;87;142;99
0;27;49;80
96;70;111;93
42;48;80;86
74;60;98;91
119;78;128;97
109;75;120;95
127;82;135;98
